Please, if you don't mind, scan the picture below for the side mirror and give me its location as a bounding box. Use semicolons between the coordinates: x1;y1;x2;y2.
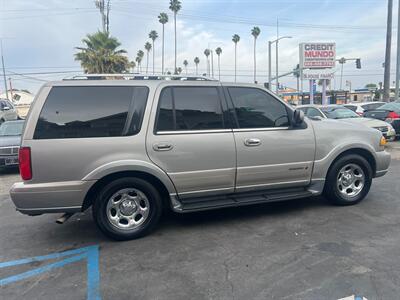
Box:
293;109;304;126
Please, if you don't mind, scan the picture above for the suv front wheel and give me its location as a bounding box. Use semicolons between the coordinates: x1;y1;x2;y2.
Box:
324;154;372;205
92;177;163;240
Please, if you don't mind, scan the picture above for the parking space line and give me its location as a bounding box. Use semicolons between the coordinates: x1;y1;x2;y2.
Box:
0;245;101;300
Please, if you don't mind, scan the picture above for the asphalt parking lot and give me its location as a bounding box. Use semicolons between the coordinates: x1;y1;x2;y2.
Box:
1;143;400;300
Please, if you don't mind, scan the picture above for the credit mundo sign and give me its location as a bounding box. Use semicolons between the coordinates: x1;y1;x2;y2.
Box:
300;42;336;69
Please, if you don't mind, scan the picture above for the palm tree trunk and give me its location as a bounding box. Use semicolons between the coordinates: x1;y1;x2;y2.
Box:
234;43;237;82
218;55;221;80
162;24;165;74
146;52;149;74
174;13;177;74
152;41;155;74
254;38;256;83
196;64;198;75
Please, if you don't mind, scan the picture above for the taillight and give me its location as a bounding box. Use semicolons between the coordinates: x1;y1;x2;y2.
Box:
19;147;32;180
387;111;400;120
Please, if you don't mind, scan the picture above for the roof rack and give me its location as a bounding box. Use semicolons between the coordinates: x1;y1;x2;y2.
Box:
63;73;218;81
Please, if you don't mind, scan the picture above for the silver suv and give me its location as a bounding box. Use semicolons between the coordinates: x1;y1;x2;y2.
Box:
10;75;391;240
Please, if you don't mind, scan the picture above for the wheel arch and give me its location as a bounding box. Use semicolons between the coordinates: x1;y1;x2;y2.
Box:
325;147;376;180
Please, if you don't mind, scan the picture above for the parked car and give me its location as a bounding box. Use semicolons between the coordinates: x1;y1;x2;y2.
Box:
298;104;396;141
343;101;385;116
0;98;18;124
9;76;391;240
0;120;24;167
363;102;400;139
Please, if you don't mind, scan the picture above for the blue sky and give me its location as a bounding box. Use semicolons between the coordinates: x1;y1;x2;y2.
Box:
0;0;398;93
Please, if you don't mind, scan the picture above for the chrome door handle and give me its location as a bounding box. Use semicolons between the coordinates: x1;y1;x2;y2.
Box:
153;143;173;151
244;138;261;147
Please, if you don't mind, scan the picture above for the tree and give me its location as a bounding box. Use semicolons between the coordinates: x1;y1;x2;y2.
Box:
144;42;152;74
365;83;378;90
194;57;200;75
149;30;158;74
251;27;261;83
204;49;211;76
177;67;182;74
169;0;181;74
158;13;169;74
183;59;188;74
215;47;222;80
136;50;144;73
75;31;132;74
232;34;240;82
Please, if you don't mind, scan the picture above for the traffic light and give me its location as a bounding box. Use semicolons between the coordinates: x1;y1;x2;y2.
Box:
356;59;361;69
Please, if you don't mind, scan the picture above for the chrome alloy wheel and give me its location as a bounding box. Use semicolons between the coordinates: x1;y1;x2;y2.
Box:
336;163;365;200
106;188;150;230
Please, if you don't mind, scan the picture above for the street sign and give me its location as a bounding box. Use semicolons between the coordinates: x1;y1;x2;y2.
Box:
299;43;336;69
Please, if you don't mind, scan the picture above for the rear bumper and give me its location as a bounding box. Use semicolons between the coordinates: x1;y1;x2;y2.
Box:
374;150;391;178
9;180;95;215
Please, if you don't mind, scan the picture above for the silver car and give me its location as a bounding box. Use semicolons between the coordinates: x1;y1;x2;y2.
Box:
0;98;18;124
9;75;391;240
298;104;397;141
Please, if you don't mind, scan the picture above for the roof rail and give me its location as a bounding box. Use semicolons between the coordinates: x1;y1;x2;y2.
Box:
63;73;218;81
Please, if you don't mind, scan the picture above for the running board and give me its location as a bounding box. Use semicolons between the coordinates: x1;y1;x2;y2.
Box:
179;188;313;212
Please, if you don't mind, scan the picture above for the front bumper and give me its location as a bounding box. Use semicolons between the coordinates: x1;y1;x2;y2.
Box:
374;150;391;178
9;180;95;215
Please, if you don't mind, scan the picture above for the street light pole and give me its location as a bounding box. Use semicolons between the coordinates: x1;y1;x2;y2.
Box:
0;40;8;100
268;36;292;95
268;41;272;90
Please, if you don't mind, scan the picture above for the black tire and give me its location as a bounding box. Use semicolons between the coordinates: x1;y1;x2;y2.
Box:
92;177;163;240
323;154;372;206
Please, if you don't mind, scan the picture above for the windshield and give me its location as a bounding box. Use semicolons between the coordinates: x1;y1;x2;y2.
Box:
378;102;400;112
0;121;24;136
321;107;360;119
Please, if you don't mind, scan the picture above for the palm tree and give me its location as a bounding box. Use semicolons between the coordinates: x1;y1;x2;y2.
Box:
136;50;144;73
232;34;240;82
215;47;222;80
149;30;158;74
251;27;261;83
131;60;136;73
194;57;200;75
169;0;182;74
183;60;188;74
144;42;152;74
177;67;182;74
75;31;132;73
158;13;168;74
204;49;211;76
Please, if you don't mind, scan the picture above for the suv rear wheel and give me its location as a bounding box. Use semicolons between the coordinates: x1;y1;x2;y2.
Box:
92;177;163;240
324;154;372;205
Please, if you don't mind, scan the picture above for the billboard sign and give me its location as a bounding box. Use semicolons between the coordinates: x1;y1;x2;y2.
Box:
300;43;336;69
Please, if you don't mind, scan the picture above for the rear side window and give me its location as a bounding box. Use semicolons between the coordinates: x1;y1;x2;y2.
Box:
344;105;357;112
228;87;289;128
34;86;148;139
156;86;224;131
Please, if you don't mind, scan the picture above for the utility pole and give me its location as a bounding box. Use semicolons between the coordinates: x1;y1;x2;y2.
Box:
384;0;393;102
211;50;214;78
1;40;8;100
395;0;400;101
268;41;272;90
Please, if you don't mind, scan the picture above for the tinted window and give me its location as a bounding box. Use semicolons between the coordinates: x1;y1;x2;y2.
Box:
378;102;400;112
343;105;357;112
306;107;323;118
34;86;148;139
156;87;224;131
363;103;386;111
228;87;289;128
